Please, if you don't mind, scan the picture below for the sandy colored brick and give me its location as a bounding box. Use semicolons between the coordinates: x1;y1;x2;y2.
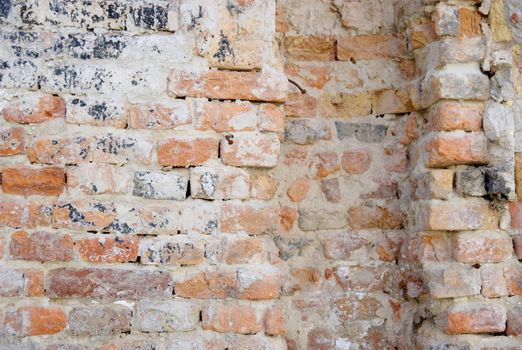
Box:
337;35;405;61
221;132;280;168
437;303;506;335
202;303;262;334
428;101;483;132
452;231;513;264
0;127;25;156
2;94;65;124
283;36;336;61
221;202;278;235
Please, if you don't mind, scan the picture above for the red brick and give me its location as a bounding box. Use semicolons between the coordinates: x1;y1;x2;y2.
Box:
280;206;297;231
504;265;522;295
514;235;522;260
236;268;282;300
452;231;513;264
437;303;506;335
334;265;388;292
158;137;219;167
0;197;50;229
1;167;65;196
258;104;285;133
310;151;340;178
168;70;287;102
9;231;73;262
174;271;238;299
52;200;117;232
218;237;264;264
46;268;173;299
221;132;280;168
4;306;66;336
348;204;405;229
265;304;285;336
75;236;139;263
337;35;406;61
2;94;65;124
341;150;371;174
428;101;483;132
322;233;370;260
285;63;332;90
221;202;278;235
0;127;25;156
287;177;310;202
283;36;336;61
284;93;317;118
424;132;488;168
509;202;522;229
202;303;262;334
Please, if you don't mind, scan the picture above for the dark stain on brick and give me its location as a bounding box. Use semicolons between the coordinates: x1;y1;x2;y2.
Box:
213;31;235;63
0;0;11;19
188;5;203;30
88;103;110;121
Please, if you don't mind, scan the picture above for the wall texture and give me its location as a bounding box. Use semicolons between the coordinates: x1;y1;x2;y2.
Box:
0;0;521;349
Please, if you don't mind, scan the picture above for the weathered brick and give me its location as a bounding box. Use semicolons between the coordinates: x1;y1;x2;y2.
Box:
133;170;188;200
348;205;405;230
136;300;198;332
280;205;297;232
139;236;205;266
428;101;483;132
319;92;372;118
412;170;454;200
0;127;25;156
265;304;285;336
75;236;139;263
69;305;131;336
0;268;44;297
67;163;131;195
437;303;506;335
190;163;250;200
221;132;280;168
516;153;522;200
9;231;73;262
218;237;265;264
2;94;65;124
202;303;262;334
458;7;482;38
333;295;381;321
371;89;415;115
168;70;288;102
425;264;481;298
335;122;388;142
509;202;522;228
504;265;522;295
258;104;285;133
507;306;522;336
514;235;522;260
66;96;128;128
4;306;66;336
416;199;497;231
284;93;317;118
52;200;117;232
221;202;278;235
196;101;257;132
0;197;51;229
46;268;173;299
320;178;341;202
341;150;371;174
174;271;238;299
287;177;310;202
284;119;330;145
309;151;340;178
424;132;488;168
337;35;405;61
337;0;383;30
283;36;336;61
480;264;508;298
129;99;191;129
298;209;348;231
236;267;282;300
334;265;387;292
452;231;513;264
158;136;219;167
1;167;65;196
455;166;487;197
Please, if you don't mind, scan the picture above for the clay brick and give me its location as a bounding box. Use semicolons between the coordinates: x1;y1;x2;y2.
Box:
413;170;454;200
66;96;128;128
516;153;522;200
383;147;408;173
139;236;205;266
52;200;117;232
283;36;336;61
0;198;50;229
287;177;310;202
416;199;497;231
437;303;506;335
284;93;317;118
221;202;278;235
333;295;381;321
0;127;25;156
133;170;188;200
509;201;522;228
425;264;481;298
310;151;340;178
348;205;405;230
334;265;387;292
2;94;65;124
190;163;250;200
337;35;405;61
319;92;372;118
481;264;508;298
69;305;131;336
221;132;280;168
236;267;282;300
452;231;513;264
514;235;522;260
27;136;94;165
4;306;66;336
504;265;522;295
0;268;44;297
196;101;257;132
265;304;285;336
258;104;285;133
424;132;488;168
371;89;415;115
250;173;278;200
218;237;265;264
428;101;484;132
129;100;191;129
322;233;370;260
280;206;297;231
9;231;73;262
158;137;219;167
202;303;262;334
46;268;173;299
67;163;131;195
1;167;65;196
136;300;198;332
168;70;288;102
341;150;371;174
285;119;331;145
298;209;348;231
75;236;139;263
507;306;522;336
458;7;482;38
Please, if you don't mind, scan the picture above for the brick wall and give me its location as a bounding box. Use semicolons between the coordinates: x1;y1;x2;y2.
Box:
0;0;521;349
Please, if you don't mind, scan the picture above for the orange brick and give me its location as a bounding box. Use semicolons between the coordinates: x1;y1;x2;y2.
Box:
2;95;65;124
424;132;488;168
341;150;371;174
218;237;264;264
221;202;278;235
348;205;405;230
283;36;336;61
265;304;285;336
428;101;483;132
458;7;482;38
0;127;25;156
280;206;297;231
337;35;405;61
1;167;65;196
9;231;73;262
452;231;513;264
258;104;285;133
437;303;506;335
284;93;317;118
287;177;310;202
221;132;280;168
310;151;340;178
202;303;262;334
158;137;219;167
5;306;66;336
76;236;139;263
197;101;257;132
0;198;50;229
